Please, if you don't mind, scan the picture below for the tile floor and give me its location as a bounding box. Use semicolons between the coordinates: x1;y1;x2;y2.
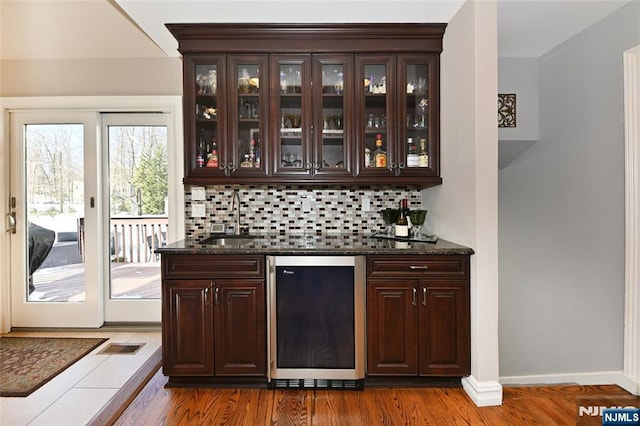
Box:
0;330;161;426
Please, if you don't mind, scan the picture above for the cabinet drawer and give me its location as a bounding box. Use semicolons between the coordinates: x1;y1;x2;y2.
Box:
367;255;469;278
163;254;264;279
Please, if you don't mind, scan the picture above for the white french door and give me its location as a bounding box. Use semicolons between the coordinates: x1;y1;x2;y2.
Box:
8;107;177;327
102;113;168;322
9;111;103;327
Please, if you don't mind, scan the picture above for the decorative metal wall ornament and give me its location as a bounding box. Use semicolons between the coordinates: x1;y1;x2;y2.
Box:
498;93;516;127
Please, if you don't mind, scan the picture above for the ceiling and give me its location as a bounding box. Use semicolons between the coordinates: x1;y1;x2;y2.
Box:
0;0;634;60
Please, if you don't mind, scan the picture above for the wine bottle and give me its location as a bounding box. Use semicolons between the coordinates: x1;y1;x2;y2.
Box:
395;200;409;238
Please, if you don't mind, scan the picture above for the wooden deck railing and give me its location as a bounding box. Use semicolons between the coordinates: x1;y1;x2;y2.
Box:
110;216;168;263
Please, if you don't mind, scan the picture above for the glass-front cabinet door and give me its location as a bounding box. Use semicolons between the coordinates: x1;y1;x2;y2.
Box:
271;55;311;178
188;55;226;178
355;55;395;178
227;55;268;177
312;55;352;179
397;54;439;177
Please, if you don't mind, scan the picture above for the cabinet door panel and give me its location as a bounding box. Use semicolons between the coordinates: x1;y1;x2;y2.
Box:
418;280;470;376
214;279;266;376
397;54;440;177
271;55;312;178
366;279;417;375
313;55;354;178
227;55;268;177
355;55;396;177
185;55;227;178
162;280;214;376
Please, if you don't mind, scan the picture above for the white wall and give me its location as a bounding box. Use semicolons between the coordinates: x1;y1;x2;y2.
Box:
498;58;538;143
424;0;501;405
0;58;182;97
499;0;640;379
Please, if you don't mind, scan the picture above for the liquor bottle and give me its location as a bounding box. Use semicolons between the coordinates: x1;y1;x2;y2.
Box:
249;139;256;166
364;147;371;168
206;140;219;168
406;137;419;167
373;134;387;168
419;138;429;167
395;199;409;238
196;137;206;168
254;139;261;168
240;154;252;167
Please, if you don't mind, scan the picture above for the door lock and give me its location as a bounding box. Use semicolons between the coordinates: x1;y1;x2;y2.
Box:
7;212;16;234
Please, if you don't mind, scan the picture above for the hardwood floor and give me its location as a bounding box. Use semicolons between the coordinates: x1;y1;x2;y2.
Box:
114;370;637;425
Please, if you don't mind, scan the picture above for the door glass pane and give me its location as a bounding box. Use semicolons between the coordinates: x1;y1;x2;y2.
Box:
25;124;86;302
321;64;345;169
406;63;430;168
195;63;220;170
236;63;262;169
108;126;167;299
363;63;388;169
279;63;303;169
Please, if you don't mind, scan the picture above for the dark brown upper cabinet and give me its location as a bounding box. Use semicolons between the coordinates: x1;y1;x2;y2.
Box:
167;23;446;187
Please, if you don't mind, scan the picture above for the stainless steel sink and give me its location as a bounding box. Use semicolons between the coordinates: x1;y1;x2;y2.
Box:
200;234;257;246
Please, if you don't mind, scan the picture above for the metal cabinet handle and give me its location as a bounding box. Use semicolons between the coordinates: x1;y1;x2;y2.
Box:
313;163;320;170
204;287;210;305
220;162;236;176
409;265;430;270
412;288;417;306
422;287;427;306
215;287;220;305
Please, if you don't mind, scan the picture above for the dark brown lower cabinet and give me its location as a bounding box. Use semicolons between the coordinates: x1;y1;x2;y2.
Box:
161;255;266;380
366;255;470;377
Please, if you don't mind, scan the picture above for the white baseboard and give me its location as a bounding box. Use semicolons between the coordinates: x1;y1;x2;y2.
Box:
500;370;640;396
461;375;503;407
615;374;640;396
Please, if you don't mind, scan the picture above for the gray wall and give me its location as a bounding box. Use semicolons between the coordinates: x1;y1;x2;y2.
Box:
499;1;640;377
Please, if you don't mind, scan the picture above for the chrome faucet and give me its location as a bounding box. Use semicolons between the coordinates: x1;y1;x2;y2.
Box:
231;190;241;235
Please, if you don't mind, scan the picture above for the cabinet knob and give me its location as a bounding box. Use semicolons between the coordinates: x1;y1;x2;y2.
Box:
313;163;320;170
388;162;396;173
305;163;313;171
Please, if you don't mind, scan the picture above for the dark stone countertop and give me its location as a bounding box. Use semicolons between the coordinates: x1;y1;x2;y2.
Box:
156;233;474;256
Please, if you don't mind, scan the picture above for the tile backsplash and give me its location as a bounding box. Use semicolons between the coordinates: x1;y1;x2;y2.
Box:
185;185;421;237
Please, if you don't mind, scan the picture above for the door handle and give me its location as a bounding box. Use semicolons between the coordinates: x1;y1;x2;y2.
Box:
7;212;16;234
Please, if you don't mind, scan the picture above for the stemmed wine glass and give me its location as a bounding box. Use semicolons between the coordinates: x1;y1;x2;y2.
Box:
408;210;427;240
380;209;400;237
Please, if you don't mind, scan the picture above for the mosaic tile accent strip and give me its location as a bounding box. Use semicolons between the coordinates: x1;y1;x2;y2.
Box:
185;185;422;237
